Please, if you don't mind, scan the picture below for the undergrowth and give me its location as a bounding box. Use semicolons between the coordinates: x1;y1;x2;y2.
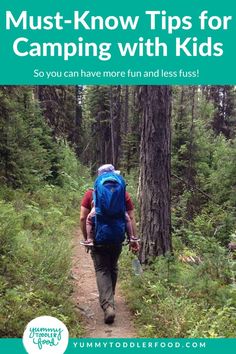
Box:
0;147;92;337
120;237;236;338
0;185;84;337
120;169;236;338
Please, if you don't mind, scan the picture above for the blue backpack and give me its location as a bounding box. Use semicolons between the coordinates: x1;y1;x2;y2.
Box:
93;172;126;244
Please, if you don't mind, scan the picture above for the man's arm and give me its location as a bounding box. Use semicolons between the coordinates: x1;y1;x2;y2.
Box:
80;206;90;240
127;209;138;236
127;209;140;253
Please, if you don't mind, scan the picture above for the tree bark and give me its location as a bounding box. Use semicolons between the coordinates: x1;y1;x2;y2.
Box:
139;86;172;263
123;86;129;134
110;86;121;167
110;87;116;166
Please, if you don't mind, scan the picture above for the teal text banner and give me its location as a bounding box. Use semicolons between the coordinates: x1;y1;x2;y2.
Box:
0;0;235;84
0;338;235;354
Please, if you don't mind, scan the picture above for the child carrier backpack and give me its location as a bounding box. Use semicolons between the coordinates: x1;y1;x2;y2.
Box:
93;172;126;244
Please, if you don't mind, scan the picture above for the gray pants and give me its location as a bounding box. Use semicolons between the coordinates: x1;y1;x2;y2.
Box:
91;244;122;310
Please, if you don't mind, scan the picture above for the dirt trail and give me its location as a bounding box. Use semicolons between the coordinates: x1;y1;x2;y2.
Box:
71;229;137;338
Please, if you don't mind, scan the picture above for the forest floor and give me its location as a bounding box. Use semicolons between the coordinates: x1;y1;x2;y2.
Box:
71;229;137;338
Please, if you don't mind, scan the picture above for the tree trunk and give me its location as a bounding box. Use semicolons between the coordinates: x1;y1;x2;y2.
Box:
139;86;172;263
110;87;116;166
74;85;83;155
187;86;196;186
123;86;129;134
203;85;234;138
110;86;121;167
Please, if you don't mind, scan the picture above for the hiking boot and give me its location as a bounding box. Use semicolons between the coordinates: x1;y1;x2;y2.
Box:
104;306;115;324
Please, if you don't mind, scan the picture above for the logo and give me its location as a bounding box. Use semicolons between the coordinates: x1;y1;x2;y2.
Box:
23;316;69;354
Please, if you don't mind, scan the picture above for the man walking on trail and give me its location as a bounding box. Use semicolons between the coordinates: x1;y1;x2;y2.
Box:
80;164;139;324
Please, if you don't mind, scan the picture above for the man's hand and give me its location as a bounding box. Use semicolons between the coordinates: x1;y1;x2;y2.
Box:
129;237;140;254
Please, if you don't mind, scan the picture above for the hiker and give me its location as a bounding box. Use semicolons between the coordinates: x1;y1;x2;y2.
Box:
80;164;139;324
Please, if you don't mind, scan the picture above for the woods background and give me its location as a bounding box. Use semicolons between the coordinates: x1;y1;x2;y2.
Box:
0;85;235;338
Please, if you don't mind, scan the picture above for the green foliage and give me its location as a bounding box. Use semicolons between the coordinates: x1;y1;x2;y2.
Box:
81;86;111;170
0;87;54;189
1;84;236;339
52;140;92;192
123;169;140;211
120;86;140;172
172;91;236;245
0;184;84;337
173;199;235;247
0;86;95;337
120;241;236;338
121;101;236;337
121;132;140;172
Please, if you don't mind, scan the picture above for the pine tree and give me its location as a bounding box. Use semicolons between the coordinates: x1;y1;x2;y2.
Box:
0;87;54;189
202;85;236;138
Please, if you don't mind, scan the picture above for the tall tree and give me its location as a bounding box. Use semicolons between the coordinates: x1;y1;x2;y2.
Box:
139;86;172;263
0;86;54;189
202;85;236;138
120;86;140;173
110;86;121;167
37;86;78;141
82;86;111;172
72;85;84;155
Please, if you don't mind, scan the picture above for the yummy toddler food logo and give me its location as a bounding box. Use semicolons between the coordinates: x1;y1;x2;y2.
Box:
23;316;69;354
